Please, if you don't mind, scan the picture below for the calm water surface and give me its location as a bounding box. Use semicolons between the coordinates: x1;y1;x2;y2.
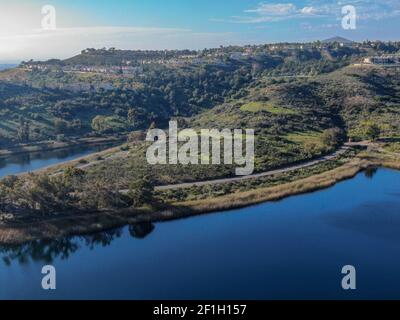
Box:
0;168;399;299
0;144;114;179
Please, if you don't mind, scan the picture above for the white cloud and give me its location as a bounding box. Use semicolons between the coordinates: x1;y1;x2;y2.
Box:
300;22;338;31
213;0;400;24
244;3;297;16
300;7;318;15
213;2;325;24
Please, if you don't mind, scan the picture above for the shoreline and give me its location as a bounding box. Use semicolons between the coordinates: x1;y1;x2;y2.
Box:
0;150;398;245
0;136;125;159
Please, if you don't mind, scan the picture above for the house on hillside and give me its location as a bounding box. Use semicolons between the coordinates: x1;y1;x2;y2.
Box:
364;55;400;65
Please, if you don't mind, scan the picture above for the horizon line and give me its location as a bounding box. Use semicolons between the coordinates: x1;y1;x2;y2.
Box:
3;37;400;64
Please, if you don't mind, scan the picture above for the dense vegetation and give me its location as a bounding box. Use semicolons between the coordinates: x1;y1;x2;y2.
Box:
1;41;398;145
0;40;399;216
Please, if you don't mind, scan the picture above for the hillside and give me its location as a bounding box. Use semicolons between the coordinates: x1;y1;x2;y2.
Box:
72;64;400;192
322;36;354;44
0;42;399;223
1;41;398;147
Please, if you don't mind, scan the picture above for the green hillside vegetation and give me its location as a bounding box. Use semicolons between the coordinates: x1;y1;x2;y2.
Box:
240;102;298;115
286;131;325;148
0;42;400;217
0;43;397;146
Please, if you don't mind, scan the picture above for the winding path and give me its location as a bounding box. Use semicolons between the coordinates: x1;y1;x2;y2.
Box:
153;143;359;191
119;141;368;193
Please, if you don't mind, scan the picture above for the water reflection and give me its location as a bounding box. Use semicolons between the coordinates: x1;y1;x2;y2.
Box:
0;168;399;299
0;222;155;266
129;222;155;239
0;143;118;178
324;200;400;241
0;145;108;168
364;166;378;179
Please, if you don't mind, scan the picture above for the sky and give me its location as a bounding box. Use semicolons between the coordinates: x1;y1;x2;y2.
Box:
0;0;399;62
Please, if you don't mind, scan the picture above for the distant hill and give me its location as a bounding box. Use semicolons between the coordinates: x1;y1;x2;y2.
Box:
0;41;399;146
322;37;354;44
63;48;197;66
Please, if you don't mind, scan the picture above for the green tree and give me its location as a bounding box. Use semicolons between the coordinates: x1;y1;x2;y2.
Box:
17;120;30;142
127;108;142;128
322;127;345;148
78;177;129;210
128;172;155;207
364;123;381;141
25;174;73;214
91;115;107;132
54;119;68;134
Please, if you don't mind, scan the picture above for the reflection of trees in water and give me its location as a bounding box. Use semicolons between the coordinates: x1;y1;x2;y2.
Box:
0;143;117;175
0;158;6;169
364;167;378;179
10;153;32;166
3;145;104;168
0;223;155;266
129;222;155;239
81;228;123;249
1;238;80;266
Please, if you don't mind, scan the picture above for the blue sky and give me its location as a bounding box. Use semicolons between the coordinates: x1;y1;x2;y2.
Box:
0;0;399;61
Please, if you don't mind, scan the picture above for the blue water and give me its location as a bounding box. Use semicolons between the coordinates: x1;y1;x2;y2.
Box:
0;145;113;179
0;168;399;300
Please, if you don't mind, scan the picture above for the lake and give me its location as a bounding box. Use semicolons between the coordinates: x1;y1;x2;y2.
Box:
0;144;115;179
0;167;399;300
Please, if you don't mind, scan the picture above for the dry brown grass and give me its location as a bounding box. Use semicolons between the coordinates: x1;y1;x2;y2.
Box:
181;159;368;213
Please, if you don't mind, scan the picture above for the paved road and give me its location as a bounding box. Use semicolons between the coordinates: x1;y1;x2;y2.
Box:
152;144;357;191
124;142;370;193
